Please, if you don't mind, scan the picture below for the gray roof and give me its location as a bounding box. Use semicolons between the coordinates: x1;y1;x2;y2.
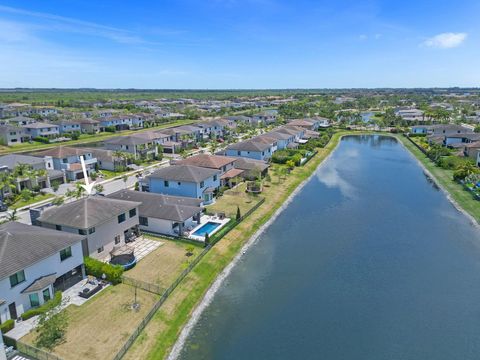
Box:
104;135;155;146
6;116;35;123
38;196;140;229
227;139;273;152
0;125;26;134
0;222;85;280
23;122;59;129
107;190;202;222
0;154;44;170
233;157;269;171
22;273;57;293
148;165;219;183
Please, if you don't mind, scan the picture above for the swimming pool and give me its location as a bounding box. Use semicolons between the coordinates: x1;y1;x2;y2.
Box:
192;221;221;237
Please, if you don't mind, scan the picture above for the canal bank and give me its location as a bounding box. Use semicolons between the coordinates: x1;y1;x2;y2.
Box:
178;135;480;360
123;131;347;360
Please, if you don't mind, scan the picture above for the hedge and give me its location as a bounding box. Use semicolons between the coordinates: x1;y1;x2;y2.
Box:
84;257;124;284
20;291;62;321
0;319;15;333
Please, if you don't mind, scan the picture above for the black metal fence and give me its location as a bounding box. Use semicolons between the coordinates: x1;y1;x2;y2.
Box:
112;196;266;360
121;276;164;295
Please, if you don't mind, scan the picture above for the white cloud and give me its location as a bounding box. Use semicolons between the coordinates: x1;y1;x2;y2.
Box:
422;32;467;49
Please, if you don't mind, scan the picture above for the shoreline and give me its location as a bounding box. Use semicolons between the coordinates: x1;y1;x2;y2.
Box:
166;135;341;360
395;135;480;229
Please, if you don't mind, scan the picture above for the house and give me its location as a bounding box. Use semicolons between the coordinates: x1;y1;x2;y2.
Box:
444;133;480;146
81;148;125;171
104;133;160;160
107;190;203;236
2;116;37;126
261;130;295;150
34;146;97;181
175;154;239;186
0;125;31;146
427;124;472;136
53;120;82;134
0;222;85;323
99;115;144;131
394;108;425;122
233;157;269;179
225;138;276;161
252;111;277;125
224;115;252;124
79;118;100;134
0;154;65;195
35;196;141;260
411;125;429;134
143;165;220;204
280;125;306;142
23;123;59;139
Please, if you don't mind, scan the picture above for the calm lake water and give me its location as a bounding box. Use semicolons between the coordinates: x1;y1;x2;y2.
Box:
179;135;480;360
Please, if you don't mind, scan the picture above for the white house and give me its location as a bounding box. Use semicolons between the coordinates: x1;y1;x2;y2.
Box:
0;222;85;323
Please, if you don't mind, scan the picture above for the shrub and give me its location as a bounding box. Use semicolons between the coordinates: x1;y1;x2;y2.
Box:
0;319;14;333
437;156;466;170
34;136;50;144
21;291;63;321
105;126;116;133
84;257;124;284
70;131;81;140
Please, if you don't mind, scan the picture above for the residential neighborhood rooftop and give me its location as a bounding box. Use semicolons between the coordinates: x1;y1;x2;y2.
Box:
148;164;219;183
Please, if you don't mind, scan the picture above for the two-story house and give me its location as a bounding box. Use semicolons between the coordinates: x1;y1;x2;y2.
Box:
0;125;31;146
175;154;240;187
22;123;60;139
144;165;220;204
35;196;141;260
34;146;97;181
104;133;160;160
107;190;203;236
226;138;276;161
79;118;100;134
54;120;82;134
0;222;85;323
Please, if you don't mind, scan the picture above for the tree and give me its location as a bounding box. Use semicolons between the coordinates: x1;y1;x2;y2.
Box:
474;125;480;133
453;161;479;181
185;245;195;257
204;233;210;247
94;184;104;193
35;303;68;350
236;206;241;221
286;160;295;169
51;180;60;193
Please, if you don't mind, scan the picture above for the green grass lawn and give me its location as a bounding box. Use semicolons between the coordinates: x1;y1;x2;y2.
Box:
397;135;480;223
10;193;55;209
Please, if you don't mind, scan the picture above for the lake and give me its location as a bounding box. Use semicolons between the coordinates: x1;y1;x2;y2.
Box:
179;135;480;360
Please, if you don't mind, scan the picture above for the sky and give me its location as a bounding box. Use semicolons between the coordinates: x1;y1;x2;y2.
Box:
0;0;479;89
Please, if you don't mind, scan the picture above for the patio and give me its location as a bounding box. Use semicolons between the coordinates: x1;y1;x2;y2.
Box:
187;214;231;241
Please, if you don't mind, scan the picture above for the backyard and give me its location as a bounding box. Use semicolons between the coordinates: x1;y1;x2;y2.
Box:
125;237;203;291
21;284;158;360
207;182;263;218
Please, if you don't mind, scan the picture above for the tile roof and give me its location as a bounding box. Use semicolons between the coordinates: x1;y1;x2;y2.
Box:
176;154;236;169
38;196;140;229
107;190;202;222
148;165;219;183
0;222;85;280
34;146;92;158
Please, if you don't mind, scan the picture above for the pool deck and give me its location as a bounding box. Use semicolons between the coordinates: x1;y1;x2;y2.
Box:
187;215;230;242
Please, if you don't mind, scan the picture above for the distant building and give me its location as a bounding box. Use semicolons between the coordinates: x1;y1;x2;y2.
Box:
22;122;59;139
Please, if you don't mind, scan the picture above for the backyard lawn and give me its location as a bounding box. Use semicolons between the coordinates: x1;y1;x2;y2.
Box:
125;238;202;291
21;284;158;360
206;182;263;218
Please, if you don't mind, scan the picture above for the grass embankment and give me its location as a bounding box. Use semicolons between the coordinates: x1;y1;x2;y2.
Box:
397;135;480;223
0;119;195;155
123;131;346;360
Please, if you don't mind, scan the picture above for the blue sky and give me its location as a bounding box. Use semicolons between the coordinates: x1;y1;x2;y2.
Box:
0;0;478;89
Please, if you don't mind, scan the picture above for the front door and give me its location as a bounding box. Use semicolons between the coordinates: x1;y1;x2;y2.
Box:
8;302;17;320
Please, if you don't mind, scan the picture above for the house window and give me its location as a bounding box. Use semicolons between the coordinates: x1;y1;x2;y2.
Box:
129;208;137;218
177;182;181;186
97;246;104;253
78;229;87;235
237;151;241;156
139;216;149;226
114;235;121;244
88;227;96;234
29;293;40;307
56;224;62;231
60;246;72;261
9;270;26;288
200;181;204;188
118;213;126;223
62;158;68;163
164;180;169;187
43;288;51;302
213;175;217;181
